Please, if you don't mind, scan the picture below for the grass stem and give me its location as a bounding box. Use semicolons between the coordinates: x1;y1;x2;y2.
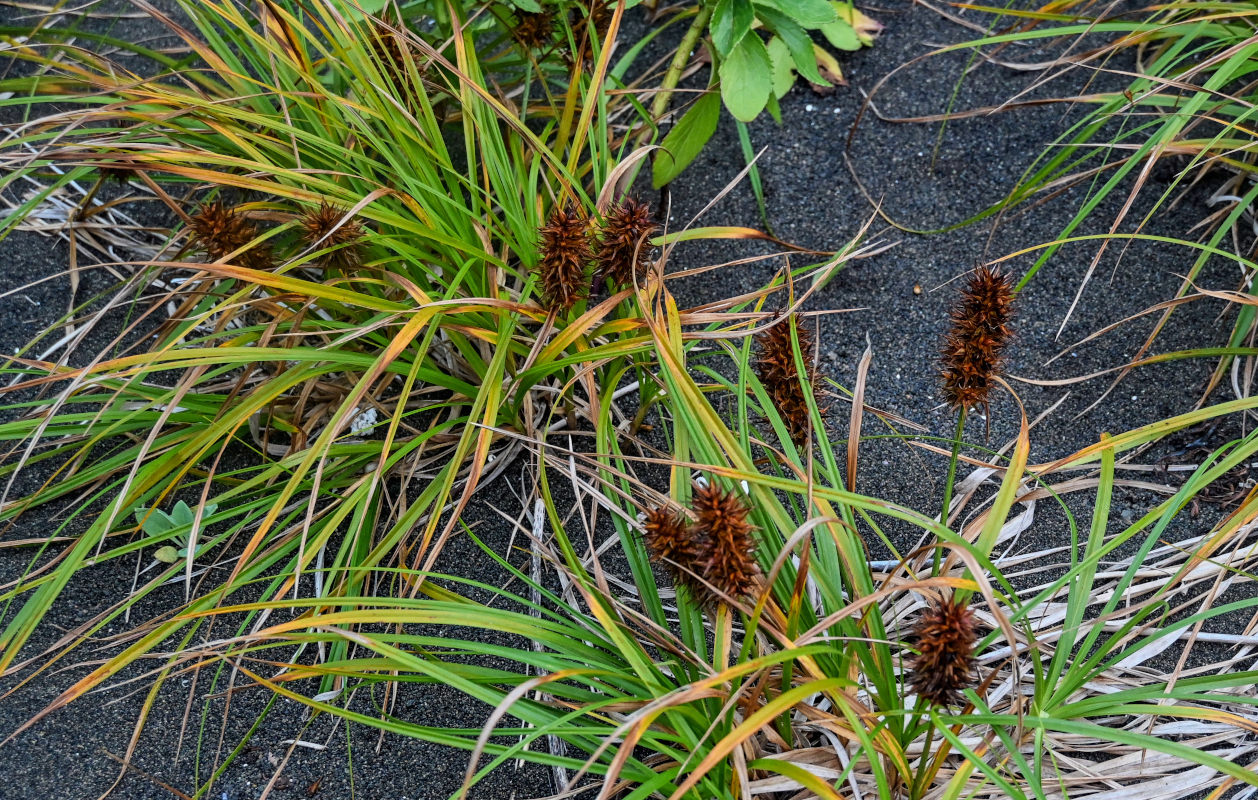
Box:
935;407;967;575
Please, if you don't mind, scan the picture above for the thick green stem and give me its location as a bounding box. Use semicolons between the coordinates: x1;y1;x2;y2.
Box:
934;408;967;576
648;4;713;123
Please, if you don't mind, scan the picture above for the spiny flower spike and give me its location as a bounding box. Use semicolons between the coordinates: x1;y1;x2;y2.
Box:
754;313;825;448
568;2;614;68
940;265;1015;412
189;201;272;270
642;505;705;593
371;20;420;81
907;594;977;707
690;481;759;605
300;203;366;272
593;198;658;290
536;203;591;314
514;10;556;51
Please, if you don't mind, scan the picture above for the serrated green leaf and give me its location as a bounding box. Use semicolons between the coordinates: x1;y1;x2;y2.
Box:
762;0;836;27
508;0;544;12
766;91;782;124
712;0;755;55
756;5;828;86
720;33;773;122
653;91;721;187
766;36;797;98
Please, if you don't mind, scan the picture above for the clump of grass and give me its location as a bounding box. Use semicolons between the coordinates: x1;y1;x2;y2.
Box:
754;312;824;448
3;4;1258;800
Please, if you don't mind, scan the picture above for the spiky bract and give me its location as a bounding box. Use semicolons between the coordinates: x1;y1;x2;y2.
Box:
754;313;824;448
940;265;1014;410
908;596;977;706
567;2;614;67
300;203;365;271
189;201;272;270
643;505;704;592
593;198;658;289
536;203;590;313
369;20;424;103
690;482;759;603
514;11;556;51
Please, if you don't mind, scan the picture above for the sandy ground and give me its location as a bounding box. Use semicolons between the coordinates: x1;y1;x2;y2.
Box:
0;1;1246;798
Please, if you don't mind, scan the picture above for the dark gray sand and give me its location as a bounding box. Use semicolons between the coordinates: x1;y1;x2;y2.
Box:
0;1;1246;798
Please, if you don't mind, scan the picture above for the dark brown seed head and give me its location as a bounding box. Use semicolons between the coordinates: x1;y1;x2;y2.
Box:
593;198;658;289
585;1;614;34
754;313;825;448
643;505;706;592
940;265;1015;411
690;482;759;604
300;203;365;270
908;595;977;706
370;20;424;95
567;2;614;67
514;11;556;51
536;203;591;313
189;201;272;270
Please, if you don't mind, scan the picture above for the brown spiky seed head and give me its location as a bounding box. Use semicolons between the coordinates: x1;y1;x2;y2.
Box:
690;482;759;603
940;265;1014;411
514;11;556;50
754;313;825;448
643;505;706;592
594;198;658;289
585;1;614;34
908;596;977;706
300;203;365;270
189;201;272;270
567;2;614;66
536;203;591;313
370;20;423;93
